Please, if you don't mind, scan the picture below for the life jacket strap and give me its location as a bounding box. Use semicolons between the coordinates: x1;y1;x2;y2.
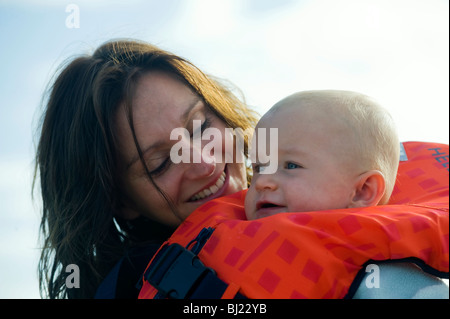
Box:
143;242;246;299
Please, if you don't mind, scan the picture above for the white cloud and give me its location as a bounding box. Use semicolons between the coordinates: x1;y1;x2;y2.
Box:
178;0;450;143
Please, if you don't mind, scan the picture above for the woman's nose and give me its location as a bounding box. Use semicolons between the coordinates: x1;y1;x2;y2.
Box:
183;143;216;179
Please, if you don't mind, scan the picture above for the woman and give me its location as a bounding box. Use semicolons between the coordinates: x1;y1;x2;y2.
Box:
34;39;259;298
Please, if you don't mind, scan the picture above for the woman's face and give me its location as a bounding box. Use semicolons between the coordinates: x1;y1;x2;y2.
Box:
115;71;247;227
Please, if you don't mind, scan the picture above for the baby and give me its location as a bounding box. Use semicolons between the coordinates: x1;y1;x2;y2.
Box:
245;90;400;220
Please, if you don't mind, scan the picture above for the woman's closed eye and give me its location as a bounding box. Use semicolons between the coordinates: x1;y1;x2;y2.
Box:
150;116;212;177
148;157;171;176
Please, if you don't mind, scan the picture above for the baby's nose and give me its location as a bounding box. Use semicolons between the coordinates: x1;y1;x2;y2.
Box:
254;172;278;191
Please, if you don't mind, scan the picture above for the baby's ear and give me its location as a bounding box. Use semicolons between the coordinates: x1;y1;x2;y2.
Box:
348;170;386;208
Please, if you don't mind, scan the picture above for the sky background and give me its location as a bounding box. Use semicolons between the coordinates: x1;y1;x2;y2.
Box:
0;0;448;298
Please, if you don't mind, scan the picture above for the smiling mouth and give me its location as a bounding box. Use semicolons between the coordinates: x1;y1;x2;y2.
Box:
258;203;280;209
257;201;283;210
254;201;287;219
189;171;226;201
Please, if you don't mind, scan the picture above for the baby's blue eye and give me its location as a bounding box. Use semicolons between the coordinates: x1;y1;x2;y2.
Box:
286;162;300;169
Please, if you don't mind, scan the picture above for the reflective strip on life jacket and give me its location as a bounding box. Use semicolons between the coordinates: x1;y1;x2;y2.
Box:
139;141;449;299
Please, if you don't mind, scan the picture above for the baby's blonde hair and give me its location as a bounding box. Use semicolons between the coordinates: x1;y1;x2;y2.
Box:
338;91;399;204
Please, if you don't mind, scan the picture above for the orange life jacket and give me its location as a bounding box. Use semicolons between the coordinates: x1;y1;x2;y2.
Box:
139;141;449;299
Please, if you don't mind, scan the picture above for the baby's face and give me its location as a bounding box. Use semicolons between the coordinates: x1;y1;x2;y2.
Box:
245;103;362;220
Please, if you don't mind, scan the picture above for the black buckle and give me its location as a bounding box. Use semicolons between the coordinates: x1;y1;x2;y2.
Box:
144;243;215;299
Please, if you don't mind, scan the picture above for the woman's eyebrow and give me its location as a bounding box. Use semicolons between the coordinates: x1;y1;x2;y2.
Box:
126;97;202;170
181;97;203;126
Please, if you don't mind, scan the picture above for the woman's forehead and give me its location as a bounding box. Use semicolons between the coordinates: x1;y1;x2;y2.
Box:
132;71;197;111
